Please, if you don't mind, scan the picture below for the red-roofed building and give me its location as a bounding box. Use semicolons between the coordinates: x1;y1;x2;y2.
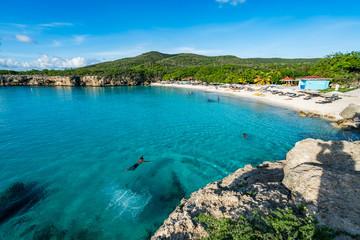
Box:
280;77;295;86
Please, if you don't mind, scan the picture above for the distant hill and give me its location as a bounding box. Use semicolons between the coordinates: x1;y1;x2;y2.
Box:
81;51;321;70
83;51;176;70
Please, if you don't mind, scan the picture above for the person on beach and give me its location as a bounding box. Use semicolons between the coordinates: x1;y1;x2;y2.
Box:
124;155;150;171
243;133;247;138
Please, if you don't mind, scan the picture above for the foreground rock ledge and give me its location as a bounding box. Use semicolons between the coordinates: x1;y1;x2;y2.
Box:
152;139;360;239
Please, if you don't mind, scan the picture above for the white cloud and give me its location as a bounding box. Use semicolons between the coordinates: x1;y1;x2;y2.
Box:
73;35;87;45
15;34;37;43
38;22;74;27
216;0;246;6
0;54;96;69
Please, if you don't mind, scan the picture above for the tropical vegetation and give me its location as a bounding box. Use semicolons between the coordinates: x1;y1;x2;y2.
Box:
0;51;359;86
195;207;339;240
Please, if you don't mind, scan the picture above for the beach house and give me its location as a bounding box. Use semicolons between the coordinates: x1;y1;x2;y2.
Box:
296;75;331;90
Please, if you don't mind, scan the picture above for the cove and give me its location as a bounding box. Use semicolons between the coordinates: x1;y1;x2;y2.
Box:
0;86;359;239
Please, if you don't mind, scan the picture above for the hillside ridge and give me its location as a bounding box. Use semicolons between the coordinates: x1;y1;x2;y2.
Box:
83;51;321;70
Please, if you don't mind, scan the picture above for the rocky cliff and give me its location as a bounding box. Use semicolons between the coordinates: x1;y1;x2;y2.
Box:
0;75;148;86
152;139;360;239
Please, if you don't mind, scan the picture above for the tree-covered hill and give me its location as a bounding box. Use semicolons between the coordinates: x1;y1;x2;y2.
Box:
82;51;320;70
83;51;176;70
1;51;358;86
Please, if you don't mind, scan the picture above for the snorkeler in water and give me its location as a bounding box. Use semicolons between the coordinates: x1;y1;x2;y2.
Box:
124;155;150;171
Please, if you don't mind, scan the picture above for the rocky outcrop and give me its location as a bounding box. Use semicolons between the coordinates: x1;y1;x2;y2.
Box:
330;118;360;130
0;75;146;86
152;139;360;239
298;111;336;121
283;139;360;235
340;104;360;119
152;161;292;239
330;104;360;130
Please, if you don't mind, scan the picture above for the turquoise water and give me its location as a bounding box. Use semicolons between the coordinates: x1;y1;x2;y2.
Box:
0;86;359;239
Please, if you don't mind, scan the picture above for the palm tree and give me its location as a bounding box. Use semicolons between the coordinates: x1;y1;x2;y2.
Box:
254;74;271;85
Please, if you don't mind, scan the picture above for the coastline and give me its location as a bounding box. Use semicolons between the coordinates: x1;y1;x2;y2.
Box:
151;82;360;121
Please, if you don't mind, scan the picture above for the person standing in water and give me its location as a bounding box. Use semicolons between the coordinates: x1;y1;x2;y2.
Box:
124;155;150;171
218;97;220;102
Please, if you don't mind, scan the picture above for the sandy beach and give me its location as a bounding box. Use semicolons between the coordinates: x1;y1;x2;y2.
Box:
152;82;360;120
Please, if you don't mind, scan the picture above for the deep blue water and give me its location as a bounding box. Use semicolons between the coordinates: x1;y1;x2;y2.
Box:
0;86;359;239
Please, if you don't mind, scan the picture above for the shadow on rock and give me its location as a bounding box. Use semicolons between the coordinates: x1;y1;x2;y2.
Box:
0;182;47;224
283;139;360;235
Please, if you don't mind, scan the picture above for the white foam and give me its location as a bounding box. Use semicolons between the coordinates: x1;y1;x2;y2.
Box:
107;189;151;219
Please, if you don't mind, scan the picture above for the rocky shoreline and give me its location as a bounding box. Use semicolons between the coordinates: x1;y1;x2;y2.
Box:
0;75;149;87
152;139;360;239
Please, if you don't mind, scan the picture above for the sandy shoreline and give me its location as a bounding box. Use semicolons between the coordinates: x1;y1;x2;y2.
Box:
151;83;360;120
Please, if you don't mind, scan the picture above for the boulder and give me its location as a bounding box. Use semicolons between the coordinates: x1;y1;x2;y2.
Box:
283;139;360;235
340;103;360;119
299;111;307;117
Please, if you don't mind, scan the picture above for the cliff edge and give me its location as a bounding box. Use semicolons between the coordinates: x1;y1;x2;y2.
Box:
152;139;360;239
0;75;147;86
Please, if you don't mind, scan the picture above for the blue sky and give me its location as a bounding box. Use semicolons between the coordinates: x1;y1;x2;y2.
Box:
1;0;360;70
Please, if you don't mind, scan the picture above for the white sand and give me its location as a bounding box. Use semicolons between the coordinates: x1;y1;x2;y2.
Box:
151;83;360;120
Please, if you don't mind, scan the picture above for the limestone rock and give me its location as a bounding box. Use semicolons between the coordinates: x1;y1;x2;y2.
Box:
340;103;360;119
299;111;307;117
283;139;360;235
152;161;291;240
0;75;148;87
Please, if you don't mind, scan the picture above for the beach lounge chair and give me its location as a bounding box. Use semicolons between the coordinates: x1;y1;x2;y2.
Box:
315;100;332;104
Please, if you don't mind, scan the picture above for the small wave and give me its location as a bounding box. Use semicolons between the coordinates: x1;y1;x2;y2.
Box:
106;189;151;219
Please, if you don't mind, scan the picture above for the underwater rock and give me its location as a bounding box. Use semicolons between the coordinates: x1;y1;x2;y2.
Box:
32;224;66;240
0;182;46;224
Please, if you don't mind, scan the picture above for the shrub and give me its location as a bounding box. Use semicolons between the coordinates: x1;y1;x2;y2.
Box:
195;208;337;240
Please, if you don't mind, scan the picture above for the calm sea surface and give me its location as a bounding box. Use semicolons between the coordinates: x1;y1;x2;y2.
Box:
0;86;359;239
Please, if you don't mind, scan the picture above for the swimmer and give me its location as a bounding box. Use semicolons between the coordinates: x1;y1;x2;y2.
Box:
243;133;247;138
207;99;210;102
124;155;150;171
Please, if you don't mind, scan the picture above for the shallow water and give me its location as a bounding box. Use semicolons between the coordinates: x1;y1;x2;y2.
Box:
0;86;358;239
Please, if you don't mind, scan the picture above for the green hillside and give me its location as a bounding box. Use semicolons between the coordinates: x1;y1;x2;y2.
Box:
83;51;176;70
82;51;320;70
